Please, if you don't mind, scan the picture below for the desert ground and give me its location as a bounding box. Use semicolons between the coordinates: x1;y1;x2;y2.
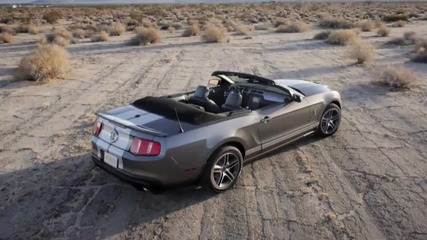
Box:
0;2;427;240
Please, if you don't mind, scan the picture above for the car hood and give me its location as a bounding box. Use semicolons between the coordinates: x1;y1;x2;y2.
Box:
274;79;330;96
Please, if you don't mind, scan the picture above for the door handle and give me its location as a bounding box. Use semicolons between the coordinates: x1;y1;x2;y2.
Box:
260;116;271;123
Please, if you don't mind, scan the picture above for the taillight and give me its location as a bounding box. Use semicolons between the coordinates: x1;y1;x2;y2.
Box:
93;120;102;136
130;138;161;156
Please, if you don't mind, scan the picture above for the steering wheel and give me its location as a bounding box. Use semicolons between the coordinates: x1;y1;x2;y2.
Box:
227;85;240;93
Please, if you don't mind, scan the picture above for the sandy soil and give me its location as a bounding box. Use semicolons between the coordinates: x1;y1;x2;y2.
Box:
0;21;427;240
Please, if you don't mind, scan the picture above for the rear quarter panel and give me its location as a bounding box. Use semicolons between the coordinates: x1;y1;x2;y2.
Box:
163;112;260;178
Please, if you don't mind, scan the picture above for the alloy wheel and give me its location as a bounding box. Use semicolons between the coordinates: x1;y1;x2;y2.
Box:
210;152;241;190
320;108;340;135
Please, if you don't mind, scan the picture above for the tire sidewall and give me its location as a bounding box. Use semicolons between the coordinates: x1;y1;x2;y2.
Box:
203;146;243;193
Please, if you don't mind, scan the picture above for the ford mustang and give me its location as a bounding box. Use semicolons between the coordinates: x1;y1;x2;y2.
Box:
91;71;342;193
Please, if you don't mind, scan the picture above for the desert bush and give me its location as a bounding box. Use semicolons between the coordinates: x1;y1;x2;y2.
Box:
16;44;71;82
201;25;230;43
91;31;110;42
42;11;62;24
182;24;200;37
391;20;407;28
319;18;354;29
377;66;417;89
276;21;308;33
347;40;376;64
376;25;390;37
233;23;254;35
44;26;72;46
172;23;183;30
28;25;41;35
411;52;427;63
0;25;16;35
109;22;125;36
274;18;288;28
313;31;331;40
358;20;375;32
0;32;13;43
325;29;359;45
383;14;409;22
129;27;162;45
254;24;269;30
73;28;87;39
415;38;427;53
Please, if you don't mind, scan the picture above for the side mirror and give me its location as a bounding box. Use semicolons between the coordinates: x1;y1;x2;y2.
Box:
293;94;301;102
208;79;219;87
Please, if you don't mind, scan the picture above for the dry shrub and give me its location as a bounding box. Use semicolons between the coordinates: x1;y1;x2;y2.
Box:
411;52;427;63
182;24;200;37
0;32;13;43
391;20;407;28
44;26;72;46
383;14;409;22
254;24;269;30
73;29;87;39
313;31;331;40
319;18;354;29
28;25;41;35
0;25;16;35
129;27;162;45
376;25;390;37
388;31;417;45
233;23;254;35
16;44;71;82
415;38;427;53
377;66;418;89
412;38;427;63
109;22;125;36
172;23;182;30
91;31;110;42
347;40;376;64
325;29;359;45
276;21;308;33
358;20;375;32
274;18;288;28
201;25;230;43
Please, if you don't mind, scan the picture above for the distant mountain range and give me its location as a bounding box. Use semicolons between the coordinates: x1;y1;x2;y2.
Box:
1;0;423;5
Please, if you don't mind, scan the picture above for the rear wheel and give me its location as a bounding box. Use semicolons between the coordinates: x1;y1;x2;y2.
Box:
317;103;341;137
203;146;243;193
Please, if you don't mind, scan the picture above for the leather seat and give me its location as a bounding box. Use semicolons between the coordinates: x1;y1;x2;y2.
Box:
188;86;221;113
221;92;243;112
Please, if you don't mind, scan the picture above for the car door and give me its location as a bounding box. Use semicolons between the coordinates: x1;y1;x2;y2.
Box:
258;98;311;151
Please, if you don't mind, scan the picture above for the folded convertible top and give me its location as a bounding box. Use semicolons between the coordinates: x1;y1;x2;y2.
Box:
132;97;225;125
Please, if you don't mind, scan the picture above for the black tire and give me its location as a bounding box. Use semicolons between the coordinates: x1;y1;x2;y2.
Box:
317;103;341;137
203;146;243;193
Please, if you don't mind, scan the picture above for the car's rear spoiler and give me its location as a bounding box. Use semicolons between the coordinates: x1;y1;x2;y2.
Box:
96;112;168;137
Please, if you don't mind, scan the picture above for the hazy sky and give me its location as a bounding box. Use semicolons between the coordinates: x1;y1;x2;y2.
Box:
0;0;418;3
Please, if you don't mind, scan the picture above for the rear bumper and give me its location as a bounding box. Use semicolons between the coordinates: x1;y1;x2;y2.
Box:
92;155;163;190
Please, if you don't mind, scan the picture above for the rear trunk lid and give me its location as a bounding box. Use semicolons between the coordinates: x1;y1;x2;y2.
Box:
96;105;181;150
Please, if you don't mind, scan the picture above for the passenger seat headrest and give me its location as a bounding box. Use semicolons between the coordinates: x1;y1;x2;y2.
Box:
194;86;209;99
225;92;242;107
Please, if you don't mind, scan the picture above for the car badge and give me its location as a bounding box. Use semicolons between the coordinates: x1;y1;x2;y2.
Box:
109;130;119;142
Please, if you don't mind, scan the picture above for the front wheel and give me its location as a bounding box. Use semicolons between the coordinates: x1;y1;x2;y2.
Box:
203;146;243;193
317;103;341;137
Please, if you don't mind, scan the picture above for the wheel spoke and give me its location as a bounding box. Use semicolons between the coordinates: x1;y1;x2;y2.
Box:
213;164;222;173
224;169;235;181
226;159;239;169
330;114;340;121
329;121;336;131
216;172;225;186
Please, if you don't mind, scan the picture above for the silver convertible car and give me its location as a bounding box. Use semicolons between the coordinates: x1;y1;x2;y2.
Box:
91;71;342;193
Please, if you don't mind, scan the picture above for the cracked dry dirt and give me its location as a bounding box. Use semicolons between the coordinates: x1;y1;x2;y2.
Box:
0;23;426;240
